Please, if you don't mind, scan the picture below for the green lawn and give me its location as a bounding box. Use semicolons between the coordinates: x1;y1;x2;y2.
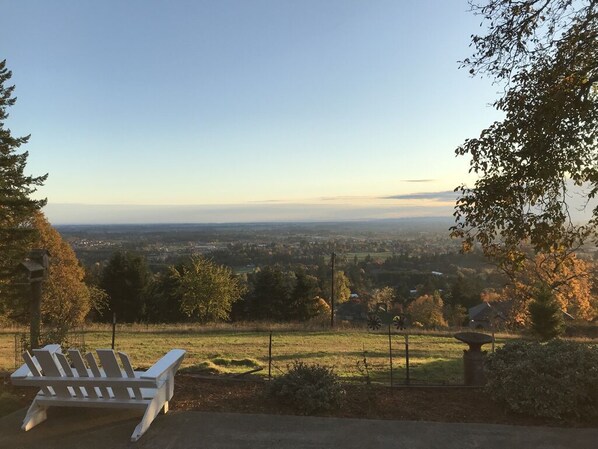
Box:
0;324;514;385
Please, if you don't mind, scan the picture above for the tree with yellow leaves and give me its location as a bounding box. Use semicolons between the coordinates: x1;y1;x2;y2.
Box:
500;252;596;326
407;291;447;328
32;213;93;329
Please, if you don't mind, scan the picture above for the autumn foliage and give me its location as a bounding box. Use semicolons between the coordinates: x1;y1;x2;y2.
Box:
498;252;596;326
407;292;447;328
33;213;92;327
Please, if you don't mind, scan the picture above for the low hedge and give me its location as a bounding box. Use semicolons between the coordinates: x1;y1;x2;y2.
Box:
485;339;598;422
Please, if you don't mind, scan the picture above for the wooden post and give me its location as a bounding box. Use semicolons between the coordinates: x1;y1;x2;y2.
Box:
268;331;273;380
405;333;410;386
30;280;42;350
388;325;393;388
330;252;336;328
22;249;50;351
111;312;117;350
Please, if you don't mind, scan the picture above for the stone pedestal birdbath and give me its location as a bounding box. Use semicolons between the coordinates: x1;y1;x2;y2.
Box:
454;332;493;386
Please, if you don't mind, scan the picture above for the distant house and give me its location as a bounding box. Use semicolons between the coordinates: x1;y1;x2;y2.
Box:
468;302;509;329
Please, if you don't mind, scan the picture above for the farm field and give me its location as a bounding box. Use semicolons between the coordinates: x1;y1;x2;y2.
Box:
345;251;394;262
0;324;514;385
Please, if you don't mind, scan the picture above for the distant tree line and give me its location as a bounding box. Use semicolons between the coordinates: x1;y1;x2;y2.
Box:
86;247;598;333
93;252;339;324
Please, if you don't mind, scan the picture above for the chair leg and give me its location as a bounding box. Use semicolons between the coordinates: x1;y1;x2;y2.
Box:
162;401;169;414
22;399;48;431
130;387;167;442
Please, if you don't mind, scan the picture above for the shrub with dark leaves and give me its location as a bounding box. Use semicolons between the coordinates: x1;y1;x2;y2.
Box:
485;340;598;422
269;361;345;415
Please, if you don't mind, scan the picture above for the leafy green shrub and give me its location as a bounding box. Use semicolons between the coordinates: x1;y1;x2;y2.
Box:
269;361;345;414
485;340;598;422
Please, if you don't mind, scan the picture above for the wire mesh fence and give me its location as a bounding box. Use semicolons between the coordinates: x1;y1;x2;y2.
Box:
2;325;495;386
11;327;87;369
263;329;469;386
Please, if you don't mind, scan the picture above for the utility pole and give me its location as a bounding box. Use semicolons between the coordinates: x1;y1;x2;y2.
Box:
330;252;336;328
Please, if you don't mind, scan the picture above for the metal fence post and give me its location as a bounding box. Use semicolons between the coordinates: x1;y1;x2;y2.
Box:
268;331;273;380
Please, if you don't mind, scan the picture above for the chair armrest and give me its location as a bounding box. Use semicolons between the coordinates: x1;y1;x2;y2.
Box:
140;349;186;380
11;375;158;389
41;344;62;354
11;363;32;380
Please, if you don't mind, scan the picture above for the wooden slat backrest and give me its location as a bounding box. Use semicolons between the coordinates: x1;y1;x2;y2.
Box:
55;353;73;376
68;349;98;398
119;352;143;400
22;351;52;396
55;352;82;398
84;352;110;398
32;349;72;398
97;349;130;400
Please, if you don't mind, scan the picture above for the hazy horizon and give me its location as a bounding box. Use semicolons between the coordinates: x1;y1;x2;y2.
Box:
43;180;597;225
44;196;456;225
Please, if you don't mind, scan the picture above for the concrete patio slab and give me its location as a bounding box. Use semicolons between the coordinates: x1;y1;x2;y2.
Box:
1;407;596;449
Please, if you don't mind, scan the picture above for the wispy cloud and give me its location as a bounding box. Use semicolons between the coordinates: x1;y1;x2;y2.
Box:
382;190;456;202
402;179;435;183
319;195;372;201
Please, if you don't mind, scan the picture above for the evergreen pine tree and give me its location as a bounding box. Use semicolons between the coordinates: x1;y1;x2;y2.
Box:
0;60;47;316
528;284;565;341
289;270;320;321
100;252;151;322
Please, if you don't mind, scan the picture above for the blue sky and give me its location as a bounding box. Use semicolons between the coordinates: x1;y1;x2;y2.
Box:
2;0;501;224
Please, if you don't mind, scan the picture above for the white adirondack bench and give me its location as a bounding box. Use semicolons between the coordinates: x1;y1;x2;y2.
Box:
11;344;186;442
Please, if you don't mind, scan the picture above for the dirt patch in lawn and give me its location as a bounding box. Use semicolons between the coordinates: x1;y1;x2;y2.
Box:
1;374;592;428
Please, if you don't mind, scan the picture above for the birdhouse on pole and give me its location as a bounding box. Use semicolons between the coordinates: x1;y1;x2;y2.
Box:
18;249;50;282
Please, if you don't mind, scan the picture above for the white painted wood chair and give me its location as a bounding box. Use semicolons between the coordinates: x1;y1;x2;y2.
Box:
11;344;186;442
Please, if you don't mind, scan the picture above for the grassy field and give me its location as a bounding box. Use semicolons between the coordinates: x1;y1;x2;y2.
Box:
0;323;517;385
346;251;394;262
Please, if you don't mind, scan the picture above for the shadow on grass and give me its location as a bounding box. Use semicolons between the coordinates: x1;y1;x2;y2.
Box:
270;351;335;362
270;349;464;362
372;358;465;385
268;352;465;385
